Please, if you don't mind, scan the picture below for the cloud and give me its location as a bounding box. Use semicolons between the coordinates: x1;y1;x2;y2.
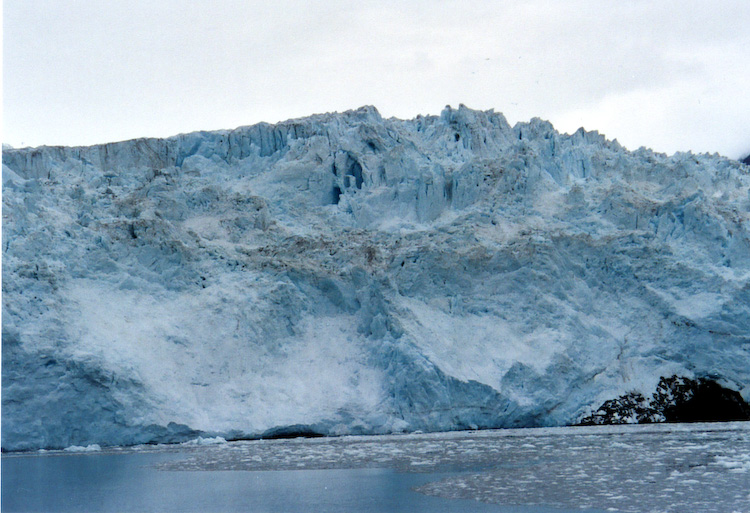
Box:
3;1;749;157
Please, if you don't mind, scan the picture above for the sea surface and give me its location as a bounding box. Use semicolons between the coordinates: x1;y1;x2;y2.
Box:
3;422;749;513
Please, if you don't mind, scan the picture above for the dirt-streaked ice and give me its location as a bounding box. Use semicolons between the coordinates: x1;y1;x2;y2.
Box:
3;105;750;450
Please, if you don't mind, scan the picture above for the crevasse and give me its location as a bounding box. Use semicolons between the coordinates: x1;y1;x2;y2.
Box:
3;105;750;451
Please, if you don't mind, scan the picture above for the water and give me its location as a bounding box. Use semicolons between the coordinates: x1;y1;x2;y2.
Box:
3;422;749;513
1;453;501;513
2;452;584;513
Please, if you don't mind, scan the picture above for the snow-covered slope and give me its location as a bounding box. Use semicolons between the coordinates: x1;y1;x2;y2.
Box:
4;105;750;451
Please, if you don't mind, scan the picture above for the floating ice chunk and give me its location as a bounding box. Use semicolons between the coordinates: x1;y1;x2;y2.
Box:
714;454;750;473
64;444;102;452
182;436;229;446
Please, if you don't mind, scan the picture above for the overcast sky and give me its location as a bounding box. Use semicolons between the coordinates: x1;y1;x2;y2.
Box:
4;1;749;158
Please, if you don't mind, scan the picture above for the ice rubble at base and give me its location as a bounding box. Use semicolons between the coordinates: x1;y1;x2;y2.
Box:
63;444;102;452
3;105;750;451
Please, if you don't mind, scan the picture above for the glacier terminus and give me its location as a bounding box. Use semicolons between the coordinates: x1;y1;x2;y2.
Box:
3;105;750;451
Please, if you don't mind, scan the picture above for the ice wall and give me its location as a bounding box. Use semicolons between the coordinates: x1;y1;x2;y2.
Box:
4;105;750;450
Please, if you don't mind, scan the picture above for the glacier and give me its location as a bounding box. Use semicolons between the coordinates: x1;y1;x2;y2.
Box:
3;104;750;451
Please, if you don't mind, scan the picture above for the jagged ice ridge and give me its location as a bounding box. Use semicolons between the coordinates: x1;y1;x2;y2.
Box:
3;105;750;451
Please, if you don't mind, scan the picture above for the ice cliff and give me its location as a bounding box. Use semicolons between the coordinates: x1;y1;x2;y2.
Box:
4;105;750;451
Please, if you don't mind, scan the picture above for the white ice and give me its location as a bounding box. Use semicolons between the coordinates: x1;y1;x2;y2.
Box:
3;105;750;450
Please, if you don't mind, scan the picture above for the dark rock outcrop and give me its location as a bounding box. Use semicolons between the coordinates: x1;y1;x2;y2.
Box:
580;376;750;425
